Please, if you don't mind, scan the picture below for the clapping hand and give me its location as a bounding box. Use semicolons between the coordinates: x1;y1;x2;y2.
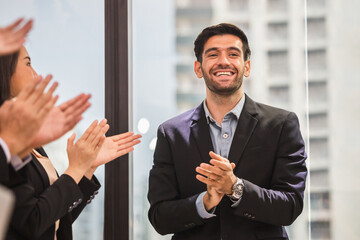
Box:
31;93;91;147
0;18;32;55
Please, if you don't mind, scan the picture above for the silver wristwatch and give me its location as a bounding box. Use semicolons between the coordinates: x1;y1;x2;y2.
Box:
227;178;244;201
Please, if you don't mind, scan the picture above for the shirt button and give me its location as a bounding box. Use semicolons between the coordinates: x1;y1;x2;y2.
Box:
223;133;229;139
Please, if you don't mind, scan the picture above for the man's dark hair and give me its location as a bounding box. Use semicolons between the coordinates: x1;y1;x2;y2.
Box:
0;51;19;105
194;23;251;63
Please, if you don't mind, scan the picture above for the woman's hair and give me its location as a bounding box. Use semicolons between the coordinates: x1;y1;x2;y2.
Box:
0;51;19;105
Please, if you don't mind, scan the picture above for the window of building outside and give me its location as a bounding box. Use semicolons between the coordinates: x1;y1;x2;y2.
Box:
131;0;360;240
0;1;104;239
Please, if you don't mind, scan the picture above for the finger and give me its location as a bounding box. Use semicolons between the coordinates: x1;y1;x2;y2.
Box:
209;159;232;171
196;174;214;185
115;134;142;145
209;151;229;163
199;163;225;176
231;163;236;170
111;132;134;141
28;75;52;103
209;151;224;161
59;93;90;112
63;102;91;131
81;120;98;141
38;94;58;119
16;75;41;101
62;95;91;124
11;19;33;40
4;18;24;31
88;119;107;145
58;94;84;111
95;135;106;152
118;138;141;149
67;132;76;150
196;167;221;181
116;146;135;158
35;81;58;113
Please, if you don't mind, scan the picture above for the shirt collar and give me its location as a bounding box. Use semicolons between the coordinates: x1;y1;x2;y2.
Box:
203;94;246;124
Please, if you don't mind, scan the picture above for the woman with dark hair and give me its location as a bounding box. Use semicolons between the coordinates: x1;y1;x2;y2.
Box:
0;46;141;240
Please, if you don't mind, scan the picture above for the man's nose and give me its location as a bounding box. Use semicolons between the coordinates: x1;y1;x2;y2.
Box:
217;53;230;65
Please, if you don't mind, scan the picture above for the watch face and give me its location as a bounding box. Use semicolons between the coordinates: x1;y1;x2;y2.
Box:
233;183;243;198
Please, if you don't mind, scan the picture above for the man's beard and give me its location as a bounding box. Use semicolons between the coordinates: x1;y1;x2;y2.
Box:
201;65;244;96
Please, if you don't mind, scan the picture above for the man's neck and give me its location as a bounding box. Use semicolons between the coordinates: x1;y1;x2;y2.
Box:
205;89;243;125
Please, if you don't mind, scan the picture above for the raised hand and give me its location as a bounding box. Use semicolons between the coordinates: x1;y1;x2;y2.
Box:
31;93;91;147
0;19;33;55
65;119;109;183
92;132;141;168
0;75;58;156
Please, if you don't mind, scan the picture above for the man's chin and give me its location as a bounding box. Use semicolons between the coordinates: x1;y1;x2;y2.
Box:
209;86;240;96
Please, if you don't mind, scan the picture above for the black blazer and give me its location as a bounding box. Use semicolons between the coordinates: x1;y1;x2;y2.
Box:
1;146;10;184
148;95;307;240
3;148;100;240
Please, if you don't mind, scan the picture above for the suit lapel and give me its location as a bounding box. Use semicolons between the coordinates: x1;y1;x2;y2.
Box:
228;95;258;167
190;103;214;164
31;149;51;187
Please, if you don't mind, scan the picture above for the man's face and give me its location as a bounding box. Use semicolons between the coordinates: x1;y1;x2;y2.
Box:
194;34;250;96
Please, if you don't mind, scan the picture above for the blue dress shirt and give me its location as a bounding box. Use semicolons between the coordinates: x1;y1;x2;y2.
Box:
196;95;245;218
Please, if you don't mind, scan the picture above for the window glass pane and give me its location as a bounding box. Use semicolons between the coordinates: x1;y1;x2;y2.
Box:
132;0;308;240
307;0;360;239
0;1;104;239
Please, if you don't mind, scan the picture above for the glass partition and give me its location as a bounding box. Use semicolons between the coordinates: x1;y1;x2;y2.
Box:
0;1;104;239
132;0;359;239
131;0;307;239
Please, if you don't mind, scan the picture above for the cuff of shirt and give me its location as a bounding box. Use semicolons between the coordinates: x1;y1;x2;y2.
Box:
195;191;216;219
0;138;11;163
230;196;242;208
10;154;32;171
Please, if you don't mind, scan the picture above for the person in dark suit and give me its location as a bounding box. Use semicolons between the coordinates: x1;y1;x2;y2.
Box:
148;23;307;240
0;45;142;239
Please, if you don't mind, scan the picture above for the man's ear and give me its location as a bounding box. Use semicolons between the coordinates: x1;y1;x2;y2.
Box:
194;61;203;78
244;60;251;78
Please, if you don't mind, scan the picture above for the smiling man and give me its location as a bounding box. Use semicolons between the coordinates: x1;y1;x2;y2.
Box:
148;23;307;240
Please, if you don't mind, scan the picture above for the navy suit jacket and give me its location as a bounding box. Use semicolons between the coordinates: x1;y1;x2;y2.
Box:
148;95;307;240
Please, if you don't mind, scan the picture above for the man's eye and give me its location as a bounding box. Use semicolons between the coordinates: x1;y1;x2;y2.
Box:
26;62;31;66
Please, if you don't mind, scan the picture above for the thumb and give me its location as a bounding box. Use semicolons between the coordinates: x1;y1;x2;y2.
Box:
231;162;236;170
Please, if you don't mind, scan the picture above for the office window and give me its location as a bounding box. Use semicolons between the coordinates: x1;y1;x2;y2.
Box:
311;221;330;239
268;50;289;76
309;137;328;159
229;0;249;11
308;18;326;40
311;169;329;188
310;192;330;211
308;49;327;71
309;112;327;132
309;82;327;105
267;0;287;12
268;85;289;104
268;22;288;40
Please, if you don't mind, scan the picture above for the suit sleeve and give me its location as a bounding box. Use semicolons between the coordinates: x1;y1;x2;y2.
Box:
233;112;307;226
9;174;84;239
148;124;205;235
70;175;101;223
